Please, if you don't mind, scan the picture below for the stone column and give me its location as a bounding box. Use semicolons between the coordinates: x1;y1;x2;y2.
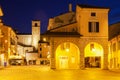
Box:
102;45;108;69
80;48;85;69
50;40;56;69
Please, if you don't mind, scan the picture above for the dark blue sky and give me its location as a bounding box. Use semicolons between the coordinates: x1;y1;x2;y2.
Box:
0;0;120;33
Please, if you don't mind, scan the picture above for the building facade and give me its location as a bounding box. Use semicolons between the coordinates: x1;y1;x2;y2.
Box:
0;18;18;67
0;4;112;70
38;39;50;65
17;20;40;65
42;4;109;69
108;22;120;69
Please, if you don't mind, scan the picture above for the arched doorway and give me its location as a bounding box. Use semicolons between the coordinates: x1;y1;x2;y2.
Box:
55;42;80;69
84;42;103;68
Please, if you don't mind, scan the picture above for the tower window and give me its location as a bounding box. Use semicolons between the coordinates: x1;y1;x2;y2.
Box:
40;54;42;58
91;12;96;16
40;48;42;51
35;23;38;27
88;22;99;33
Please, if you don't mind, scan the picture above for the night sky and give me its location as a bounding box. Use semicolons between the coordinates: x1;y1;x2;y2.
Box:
0;0;120;33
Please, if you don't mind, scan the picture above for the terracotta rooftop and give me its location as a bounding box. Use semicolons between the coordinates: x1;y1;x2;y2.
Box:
109;22;120;40
78;4;109;9
42;32;82;37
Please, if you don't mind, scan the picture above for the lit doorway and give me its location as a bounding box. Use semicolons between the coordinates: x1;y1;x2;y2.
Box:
56;42;80;69
85;57;101;68
84;42;103;68
59;56;68;69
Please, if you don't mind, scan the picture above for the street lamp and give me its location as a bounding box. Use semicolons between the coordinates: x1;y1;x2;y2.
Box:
66;48;69;52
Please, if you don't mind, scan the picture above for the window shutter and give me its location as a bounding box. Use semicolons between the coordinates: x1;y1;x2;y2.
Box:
89;22;92;32
96;22;99;32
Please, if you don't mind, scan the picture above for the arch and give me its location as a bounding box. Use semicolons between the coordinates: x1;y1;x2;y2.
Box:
84;42;103;68
55;42;80;69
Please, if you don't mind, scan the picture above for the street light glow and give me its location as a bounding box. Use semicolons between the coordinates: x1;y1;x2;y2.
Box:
66;48;69;52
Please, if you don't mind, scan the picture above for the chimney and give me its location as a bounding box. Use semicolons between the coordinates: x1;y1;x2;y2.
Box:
69;3;72;12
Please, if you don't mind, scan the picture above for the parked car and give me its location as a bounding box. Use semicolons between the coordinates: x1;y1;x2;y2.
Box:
9;59;24;65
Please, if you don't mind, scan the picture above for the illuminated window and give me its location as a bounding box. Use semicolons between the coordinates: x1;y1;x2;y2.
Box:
88;22;99;32
43;38;46;41
91;12;96;16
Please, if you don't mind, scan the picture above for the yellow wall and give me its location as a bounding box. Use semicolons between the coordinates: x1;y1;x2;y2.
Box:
108;36;120;69
0;24;17;65
76;6;109;37
85;42;103;57
38;43;50;58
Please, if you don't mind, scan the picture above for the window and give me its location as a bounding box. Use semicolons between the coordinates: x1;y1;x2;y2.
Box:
72;28;77;32
40;44;41;46
90;44;95;51
66;43;70;49
61;43;64;50
40;48;42;51
113;43;116;52
40;54;42;58
118;41;120;50
25;50;28;52
110;45;112;53
88;22;99;32
72;28;75;32
91;12;96;16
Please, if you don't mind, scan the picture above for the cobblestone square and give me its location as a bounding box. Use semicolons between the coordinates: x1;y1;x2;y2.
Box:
0;66;120;80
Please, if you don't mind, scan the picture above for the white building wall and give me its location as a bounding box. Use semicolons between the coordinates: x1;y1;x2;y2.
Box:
26;53;38;61
17;35;32;46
